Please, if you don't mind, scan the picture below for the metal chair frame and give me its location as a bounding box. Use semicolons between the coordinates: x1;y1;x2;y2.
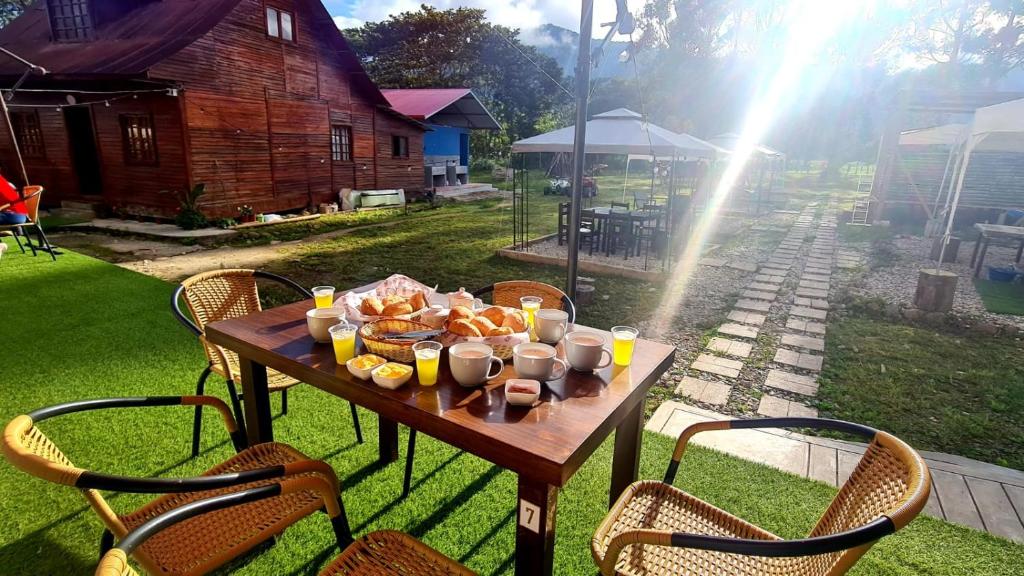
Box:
0;186;56;261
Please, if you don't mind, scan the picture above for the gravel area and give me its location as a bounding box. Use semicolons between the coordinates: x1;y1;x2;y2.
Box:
846;234;1024;329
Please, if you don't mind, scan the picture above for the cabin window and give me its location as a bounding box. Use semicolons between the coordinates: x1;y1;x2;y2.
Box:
331;125;352;161
119;114;158;165
11;111;45;159
391;135;409;158
48;0;94;42
266;6;295;42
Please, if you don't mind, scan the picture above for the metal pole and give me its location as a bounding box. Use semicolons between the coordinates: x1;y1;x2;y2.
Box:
937;140;972;268
565;0;593;302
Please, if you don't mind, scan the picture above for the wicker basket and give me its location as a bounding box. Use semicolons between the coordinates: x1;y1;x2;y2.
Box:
359;319;435;363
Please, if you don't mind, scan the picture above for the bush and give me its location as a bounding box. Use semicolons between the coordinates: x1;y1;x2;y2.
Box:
175;209;208;230
470;157;498;173
163;183;209;230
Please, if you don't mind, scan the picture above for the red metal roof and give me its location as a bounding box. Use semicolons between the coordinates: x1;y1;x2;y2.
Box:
380;89;473;120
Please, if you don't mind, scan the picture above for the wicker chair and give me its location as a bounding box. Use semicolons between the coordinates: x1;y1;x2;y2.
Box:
96;481;476;576
0;186;56;261
172;269;363;456
472;280;575;323
3;396;349;575
593;417;931;576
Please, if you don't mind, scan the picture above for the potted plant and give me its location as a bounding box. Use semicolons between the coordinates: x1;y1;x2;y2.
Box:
237;204;256;223
161;183;208;230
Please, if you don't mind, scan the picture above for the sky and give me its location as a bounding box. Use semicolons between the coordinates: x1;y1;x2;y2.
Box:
324;0;628;37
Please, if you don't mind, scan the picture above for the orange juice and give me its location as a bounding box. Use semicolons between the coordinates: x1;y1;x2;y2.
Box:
313;286;335;309
611;326;638;366
329;323;357;364
414;346;441;386
520;296;542;328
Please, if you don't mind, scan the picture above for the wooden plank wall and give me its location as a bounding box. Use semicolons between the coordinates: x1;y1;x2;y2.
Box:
0;107;76;197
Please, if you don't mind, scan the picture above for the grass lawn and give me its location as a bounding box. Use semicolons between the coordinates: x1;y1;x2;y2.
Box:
819;316;1024;470
973;278;1024;316
2;244;1024;574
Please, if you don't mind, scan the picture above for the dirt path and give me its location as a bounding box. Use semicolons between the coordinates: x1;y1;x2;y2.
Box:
57;211;466;281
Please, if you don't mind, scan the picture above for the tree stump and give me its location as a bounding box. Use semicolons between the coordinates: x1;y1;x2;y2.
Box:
914;269;958;312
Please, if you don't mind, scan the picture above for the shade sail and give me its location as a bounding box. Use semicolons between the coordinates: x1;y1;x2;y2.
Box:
708;132;784;157
899;123;967;147
511;108;721;158
969;97;1024;152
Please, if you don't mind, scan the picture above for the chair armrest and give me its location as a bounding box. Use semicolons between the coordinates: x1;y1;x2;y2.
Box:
664;417;877;484
254;270;313;298
170;285;202;337
597;519;895;576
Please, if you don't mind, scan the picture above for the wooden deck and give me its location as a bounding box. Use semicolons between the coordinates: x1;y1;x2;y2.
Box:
648;401;1024;543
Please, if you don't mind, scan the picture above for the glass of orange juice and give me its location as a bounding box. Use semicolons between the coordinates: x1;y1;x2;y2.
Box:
313;286;335;309
520;296;542;328
412;341;443;386
328;322;357;364
611;326;639;366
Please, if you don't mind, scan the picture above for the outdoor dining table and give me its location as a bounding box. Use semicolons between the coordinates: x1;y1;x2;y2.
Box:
969;222;1024;278
582;206;660;256
204;282;675;576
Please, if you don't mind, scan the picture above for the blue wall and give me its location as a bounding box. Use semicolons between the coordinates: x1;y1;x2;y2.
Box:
424;124;469;160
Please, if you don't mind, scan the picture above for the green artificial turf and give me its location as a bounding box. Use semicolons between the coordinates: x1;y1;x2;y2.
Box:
819;316;1024;470
2;245;1023;575
973;278;1024;316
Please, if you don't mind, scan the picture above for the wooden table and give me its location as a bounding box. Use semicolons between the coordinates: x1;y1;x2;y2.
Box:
205;290;675;575
969;223;1024;278
582;207;660;257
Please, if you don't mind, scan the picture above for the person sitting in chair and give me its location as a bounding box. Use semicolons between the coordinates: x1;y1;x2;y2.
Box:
0;174;27;225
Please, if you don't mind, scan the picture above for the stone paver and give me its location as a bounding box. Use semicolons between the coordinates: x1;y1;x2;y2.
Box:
754;274;785;284
675;377;732;405
726;311;766;326
801;273;831;283
741;289;776;301
759;267;789;276
803;266;831;275
727;260;759;272
780;333;826;352
774;348;824;371
691;353;743;378
795;287;828;298
748;282;781;292
735;299;771;313
785;318;827;335
707;337;753;358
765;369;819;396
794;297;829;310
791;306;827;320
699;257;726;267
799;280;830;291
718;322;759;339
757;394;818;418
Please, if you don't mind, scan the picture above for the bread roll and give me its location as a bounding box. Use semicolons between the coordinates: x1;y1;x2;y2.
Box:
448;318;482;337
360;296;384;316
488;326;514;337
501;310;527;333
448;305;475;322
470;316;497;334
382;294;405;307
409;291;428;311
479;306;507;326
381;302;414;316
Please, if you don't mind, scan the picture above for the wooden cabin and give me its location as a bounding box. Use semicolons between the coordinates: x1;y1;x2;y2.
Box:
0;0;426;218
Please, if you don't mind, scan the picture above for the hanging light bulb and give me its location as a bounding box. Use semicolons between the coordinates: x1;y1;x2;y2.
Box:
104;100;110;107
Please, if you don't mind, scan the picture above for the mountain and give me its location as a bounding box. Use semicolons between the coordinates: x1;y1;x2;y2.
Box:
521;24;632;79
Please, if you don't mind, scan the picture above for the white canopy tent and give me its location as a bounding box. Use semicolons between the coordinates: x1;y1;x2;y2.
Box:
898;123;967;147
939;98;1024;262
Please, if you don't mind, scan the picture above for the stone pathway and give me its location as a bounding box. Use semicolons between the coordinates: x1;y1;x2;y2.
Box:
648;402;1024;543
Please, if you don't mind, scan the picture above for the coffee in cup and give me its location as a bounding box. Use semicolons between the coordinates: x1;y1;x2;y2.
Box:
513;342;568;381
449;342;504;387
564;331;613;371
306;307;347;343
534;308;568;344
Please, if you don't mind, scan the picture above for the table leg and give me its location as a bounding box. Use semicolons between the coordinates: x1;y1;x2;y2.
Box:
1016;240;1024;264
970;232;983;267
238;357;272;445
610;401;644;508
975;238;990;278
378;415;399;464
515;477;558;576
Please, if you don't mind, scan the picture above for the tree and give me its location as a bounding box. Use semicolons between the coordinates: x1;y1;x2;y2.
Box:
344;5;568;145
0;0;31;27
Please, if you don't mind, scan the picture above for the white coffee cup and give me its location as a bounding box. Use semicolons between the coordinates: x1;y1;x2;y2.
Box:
513;342;568;381
535;309;569;344
306;307;347;343
449;342;504;387
564;331;613;371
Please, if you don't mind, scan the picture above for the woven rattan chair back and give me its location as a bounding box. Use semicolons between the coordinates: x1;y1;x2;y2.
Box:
21;186;43;222
489;280;568;312
798;431;930;575
180;269;263;332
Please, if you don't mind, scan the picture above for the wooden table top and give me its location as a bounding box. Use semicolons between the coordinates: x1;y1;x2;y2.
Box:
205;298;675;487
975;223;1024;238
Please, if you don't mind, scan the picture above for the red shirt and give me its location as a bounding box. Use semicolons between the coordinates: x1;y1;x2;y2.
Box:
0;177;26;214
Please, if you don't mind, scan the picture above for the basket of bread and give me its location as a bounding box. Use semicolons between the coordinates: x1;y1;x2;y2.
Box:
341;274;436;322
358;318;435;363
437;305;530;360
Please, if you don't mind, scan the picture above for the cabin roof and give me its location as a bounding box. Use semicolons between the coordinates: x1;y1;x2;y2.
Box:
381;88;501;130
